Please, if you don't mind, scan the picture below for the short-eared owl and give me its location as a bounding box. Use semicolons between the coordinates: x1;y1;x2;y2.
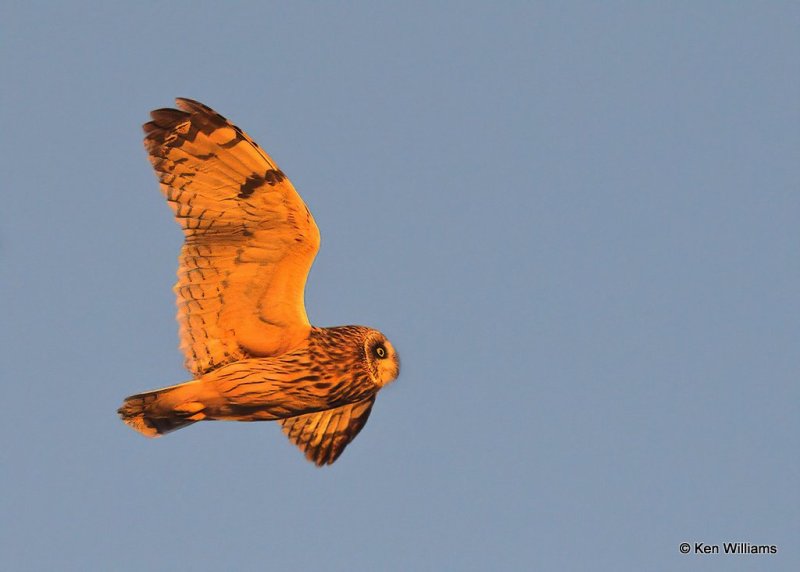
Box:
118;99;400;466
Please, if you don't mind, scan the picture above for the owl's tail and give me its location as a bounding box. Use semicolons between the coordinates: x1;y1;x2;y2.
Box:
118;380;207;437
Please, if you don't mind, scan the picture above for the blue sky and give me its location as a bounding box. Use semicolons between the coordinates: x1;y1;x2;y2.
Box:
1;2;798;570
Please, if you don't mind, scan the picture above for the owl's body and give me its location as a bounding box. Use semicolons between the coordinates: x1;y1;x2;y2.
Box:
118;99;399;465
120;326;397;432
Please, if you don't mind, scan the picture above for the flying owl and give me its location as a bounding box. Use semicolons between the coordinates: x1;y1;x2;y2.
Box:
118;98;400;466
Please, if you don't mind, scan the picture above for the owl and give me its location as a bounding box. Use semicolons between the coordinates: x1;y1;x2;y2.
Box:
118;98;400;466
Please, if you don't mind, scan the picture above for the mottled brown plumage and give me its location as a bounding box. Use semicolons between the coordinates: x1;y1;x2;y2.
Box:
118;99;399;465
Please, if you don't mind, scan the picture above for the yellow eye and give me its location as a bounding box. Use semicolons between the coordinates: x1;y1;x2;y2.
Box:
375;345;386;358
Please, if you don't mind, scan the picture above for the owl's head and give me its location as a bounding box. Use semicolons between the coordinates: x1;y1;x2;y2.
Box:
363;330;400;387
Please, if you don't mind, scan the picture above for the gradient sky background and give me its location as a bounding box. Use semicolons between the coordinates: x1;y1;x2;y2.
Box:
1;2;797;570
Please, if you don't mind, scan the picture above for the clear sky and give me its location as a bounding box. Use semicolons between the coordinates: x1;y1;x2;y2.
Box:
1;2;797;570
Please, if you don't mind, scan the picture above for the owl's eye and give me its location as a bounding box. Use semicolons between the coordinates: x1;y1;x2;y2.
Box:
374;345;387;359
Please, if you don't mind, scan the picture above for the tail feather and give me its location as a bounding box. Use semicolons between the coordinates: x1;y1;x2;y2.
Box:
118;382;206;437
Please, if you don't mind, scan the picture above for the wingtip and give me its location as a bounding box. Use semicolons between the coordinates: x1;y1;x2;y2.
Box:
175;97;215;116
175;96;198;108
310;449;336;467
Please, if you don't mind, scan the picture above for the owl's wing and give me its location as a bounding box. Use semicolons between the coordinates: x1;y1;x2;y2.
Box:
144;98;320;375
279;398;376;466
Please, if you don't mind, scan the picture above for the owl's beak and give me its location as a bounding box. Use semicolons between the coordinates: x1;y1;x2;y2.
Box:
392;353;401;379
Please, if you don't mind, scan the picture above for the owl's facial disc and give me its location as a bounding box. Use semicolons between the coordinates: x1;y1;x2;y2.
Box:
366;333;400;387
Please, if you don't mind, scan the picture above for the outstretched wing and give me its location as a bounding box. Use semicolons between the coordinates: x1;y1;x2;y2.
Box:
279;398;376;466
144;98;320;375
